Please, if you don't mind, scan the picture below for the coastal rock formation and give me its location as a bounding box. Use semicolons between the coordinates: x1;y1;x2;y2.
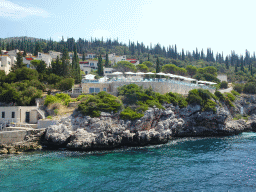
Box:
42;103;252;151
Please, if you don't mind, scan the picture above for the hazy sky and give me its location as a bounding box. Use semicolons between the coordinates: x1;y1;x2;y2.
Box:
0;0;255;55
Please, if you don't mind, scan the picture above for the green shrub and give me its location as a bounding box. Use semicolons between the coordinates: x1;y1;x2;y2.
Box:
233;84;244;93
220;81;228;89
44;95;60;106
215;91;225;101
120;107;144;120
202;99;217;113
231;90;240;96
78;92;123;117
47;116;53;119
54;109;59;115
244;82;256;94
187;89;203;105
57;78;75;91
225;93;236;102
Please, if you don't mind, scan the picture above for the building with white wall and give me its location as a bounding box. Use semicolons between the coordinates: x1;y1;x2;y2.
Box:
37;52;52;67
49;51;62;60
0;55;12;74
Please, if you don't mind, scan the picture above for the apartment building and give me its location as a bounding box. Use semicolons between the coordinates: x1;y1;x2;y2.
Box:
0;55;12;74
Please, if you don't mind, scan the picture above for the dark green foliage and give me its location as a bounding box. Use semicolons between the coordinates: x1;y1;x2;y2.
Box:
15;52;25;69
243;82;256;94
165;92;188;108
202;99;217;113
15;67;39;81
187;89;218;112
233;84;243;93
105;53;110;67
156;57;161;78
225;93;236;102
0;82;42;106
220;81;228;89
231;90;240;96
97;54;103;76
113;61;136;72
57;78;75;91
214;91;234;107
120;107;144;120
78;92;123;117
47;74;62;85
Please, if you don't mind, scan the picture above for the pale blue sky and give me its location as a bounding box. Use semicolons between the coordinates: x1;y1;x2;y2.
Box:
0;0;255;55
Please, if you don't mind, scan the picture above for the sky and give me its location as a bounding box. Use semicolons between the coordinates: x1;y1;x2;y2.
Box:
0;0;256;56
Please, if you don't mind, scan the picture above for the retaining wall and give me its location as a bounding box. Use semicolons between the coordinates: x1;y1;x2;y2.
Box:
0;130;27;145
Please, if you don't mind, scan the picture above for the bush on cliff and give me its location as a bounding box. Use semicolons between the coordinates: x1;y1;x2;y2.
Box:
214;91;234;107
120;107;144;120
44;93;73;106
187;89;217;113
78;91;123;117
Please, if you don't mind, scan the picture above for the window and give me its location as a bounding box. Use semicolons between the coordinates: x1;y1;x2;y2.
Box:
95;88;100;93
103;88;107;92
2;112;5;118
89;88;94;93
12;112;15;118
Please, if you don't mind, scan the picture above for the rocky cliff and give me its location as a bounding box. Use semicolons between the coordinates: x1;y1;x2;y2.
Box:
42;98;256;151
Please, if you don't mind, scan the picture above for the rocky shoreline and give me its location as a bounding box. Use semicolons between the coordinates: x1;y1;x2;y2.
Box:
2;94;256;154
41;100;256;151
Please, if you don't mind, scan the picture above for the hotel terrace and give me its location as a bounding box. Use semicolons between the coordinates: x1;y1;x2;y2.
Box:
73;72;217;96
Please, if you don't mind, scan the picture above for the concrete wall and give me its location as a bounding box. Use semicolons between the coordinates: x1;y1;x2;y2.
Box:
0;130;27;145
217;74;228;82
81;81;215;95
38;120;58;129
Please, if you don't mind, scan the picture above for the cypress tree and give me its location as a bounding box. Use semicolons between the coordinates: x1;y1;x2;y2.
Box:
148;53;150;61
34;42;42;56
251;64;253;76
62;48;69;77
241;56;244;72
156;57;161;78
15;52;25;69
82;52;85;61
105;53;109;67
225;56;229;69
23;49;27;57
98;54;103;76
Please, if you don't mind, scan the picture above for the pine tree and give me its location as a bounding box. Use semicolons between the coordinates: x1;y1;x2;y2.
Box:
105;53;109;67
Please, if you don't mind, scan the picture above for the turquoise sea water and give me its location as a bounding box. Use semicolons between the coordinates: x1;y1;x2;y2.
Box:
1;133;256;191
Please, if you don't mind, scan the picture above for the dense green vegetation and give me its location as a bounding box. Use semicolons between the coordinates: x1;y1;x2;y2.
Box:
78;92;122;117
1;35;256;107
77;84;239;119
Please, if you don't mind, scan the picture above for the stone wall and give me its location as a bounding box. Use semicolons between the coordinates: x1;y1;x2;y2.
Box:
37;120;59;129
0;130;27;145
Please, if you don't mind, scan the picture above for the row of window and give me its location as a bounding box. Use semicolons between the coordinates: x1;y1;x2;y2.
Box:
1;112;15;118
89;87;107;93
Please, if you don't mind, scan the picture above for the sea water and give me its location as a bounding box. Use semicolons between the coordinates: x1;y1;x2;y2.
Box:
1;132;256;191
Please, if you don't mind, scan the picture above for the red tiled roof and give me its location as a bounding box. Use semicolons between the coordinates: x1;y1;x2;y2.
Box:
4;52;8;54
126;59;137;61
79;61;89;64
25;58;33;61
130;61;137;64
